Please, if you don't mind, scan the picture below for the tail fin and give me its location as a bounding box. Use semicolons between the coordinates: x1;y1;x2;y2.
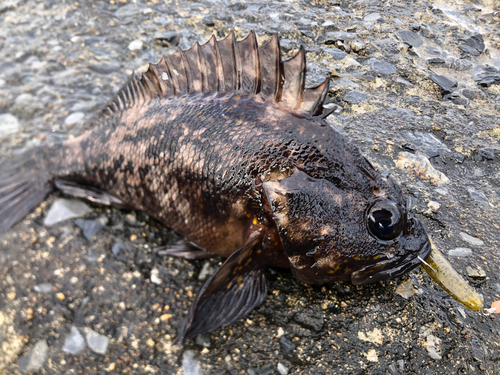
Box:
0;149;53;234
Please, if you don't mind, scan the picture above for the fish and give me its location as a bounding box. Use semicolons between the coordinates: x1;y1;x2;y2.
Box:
0;31;483;344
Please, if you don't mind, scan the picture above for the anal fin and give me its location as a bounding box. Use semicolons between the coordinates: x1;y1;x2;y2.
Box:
155;239;216;260
174;231;268;344
54;180;124;206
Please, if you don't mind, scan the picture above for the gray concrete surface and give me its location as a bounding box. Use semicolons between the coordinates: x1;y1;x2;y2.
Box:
0;0;499;373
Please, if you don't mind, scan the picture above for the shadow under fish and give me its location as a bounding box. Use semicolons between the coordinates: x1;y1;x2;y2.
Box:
0;31;483;344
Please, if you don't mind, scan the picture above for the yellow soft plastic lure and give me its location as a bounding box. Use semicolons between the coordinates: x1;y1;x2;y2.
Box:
420;239;483;311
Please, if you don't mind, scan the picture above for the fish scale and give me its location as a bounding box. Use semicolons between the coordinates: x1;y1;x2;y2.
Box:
0;31;482;344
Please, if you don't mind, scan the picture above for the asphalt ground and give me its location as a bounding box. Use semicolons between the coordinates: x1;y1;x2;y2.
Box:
0;0;499;373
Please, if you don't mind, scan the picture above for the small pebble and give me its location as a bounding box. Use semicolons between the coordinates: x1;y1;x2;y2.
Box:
366;349;379;362
112;242;125;257
277;363;289;375
195;333;211;348
467;188;488;203
64;112;84;125
366;58;396;75
323;47;347;60
430;74;457;94
75;219;103;241
395;280;417;299
395;152;449;185
84;328;110;355
427;201;440;211
150;268;162;285
424;335;442;360
18;339;49;372
466;266;486;278
43;199;91;226
448;248;472;257
396;29;423;47
343;89;367;104
0;113;20;138
279;335;295;358
56;292;65;301
128;39;143;51
160;313;173;322
198;261;212;281
478;147;495;161
34;283;53;293
182;350;203;375
351;39;366;53
364;13;381;21
459;232;484;246
63;326;86;355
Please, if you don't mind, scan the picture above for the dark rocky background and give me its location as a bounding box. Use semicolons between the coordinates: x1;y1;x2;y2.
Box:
0;0;499;373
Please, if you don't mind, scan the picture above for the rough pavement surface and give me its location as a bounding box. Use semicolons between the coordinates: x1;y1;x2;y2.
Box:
1;0;499;374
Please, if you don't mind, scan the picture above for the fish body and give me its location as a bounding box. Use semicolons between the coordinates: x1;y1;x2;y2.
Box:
2;31;470;343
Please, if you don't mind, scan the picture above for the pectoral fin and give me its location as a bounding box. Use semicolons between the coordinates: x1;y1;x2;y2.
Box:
155;239;216;260
174;232;268;344
54;180;124;206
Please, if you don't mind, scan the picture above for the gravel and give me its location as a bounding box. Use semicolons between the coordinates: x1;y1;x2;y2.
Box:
1;0;499;373
43;199;92;226
62;326;86;355
0;114;20;138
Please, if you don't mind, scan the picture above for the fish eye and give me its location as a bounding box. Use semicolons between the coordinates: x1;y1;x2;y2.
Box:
367;200;403;241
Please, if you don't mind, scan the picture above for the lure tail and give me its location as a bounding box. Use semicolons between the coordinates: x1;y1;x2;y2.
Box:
0;148;53;234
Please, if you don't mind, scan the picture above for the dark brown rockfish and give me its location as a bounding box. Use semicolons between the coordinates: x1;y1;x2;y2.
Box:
0;31;478;343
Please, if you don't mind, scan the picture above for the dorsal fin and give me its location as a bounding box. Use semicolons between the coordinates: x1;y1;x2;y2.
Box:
258;33;282;101
302;76;330;116
150;56;175;97
183;42;203;94
215;31;237;94
200;35;218;93
235;30;260;95
103;31;333;118
281;46;306;110
166;48;189;95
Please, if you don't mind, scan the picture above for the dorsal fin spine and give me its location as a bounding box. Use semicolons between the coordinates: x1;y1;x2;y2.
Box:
194;42;206;94
125;84;133;108
258;33;282;102
102;31;330;118
215;31;237;93
117;92;125;110
129;75;138;106
144;63;162;98
140;73;152;100
156;55;174;97
135;74;148;103
179;48;192;94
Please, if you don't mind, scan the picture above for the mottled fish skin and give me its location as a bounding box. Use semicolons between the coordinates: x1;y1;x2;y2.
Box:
44;89;429;283
0;31;433;342
42;93;364;260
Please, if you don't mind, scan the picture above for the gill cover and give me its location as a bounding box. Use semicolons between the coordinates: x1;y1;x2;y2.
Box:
262;170;431;286
262;169;365;284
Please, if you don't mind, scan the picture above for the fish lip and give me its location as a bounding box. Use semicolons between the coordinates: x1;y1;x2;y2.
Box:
350;237;432;286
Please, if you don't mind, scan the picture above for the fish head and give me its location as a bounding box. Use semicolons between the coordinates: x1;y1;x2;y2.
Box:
262;169;431;285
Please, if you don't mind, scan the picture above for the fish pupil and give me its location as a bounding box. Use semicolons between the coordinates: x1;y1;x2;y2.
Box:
373;210;393;236
368;201;402;241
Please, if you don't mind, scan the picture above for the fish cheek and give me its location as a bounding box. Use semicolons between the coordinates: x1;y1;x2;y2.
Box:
262;169;352;284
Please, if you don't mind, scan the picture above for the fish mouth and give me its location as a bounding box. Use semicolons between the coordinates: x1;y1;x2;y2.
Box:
350;238;431;286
